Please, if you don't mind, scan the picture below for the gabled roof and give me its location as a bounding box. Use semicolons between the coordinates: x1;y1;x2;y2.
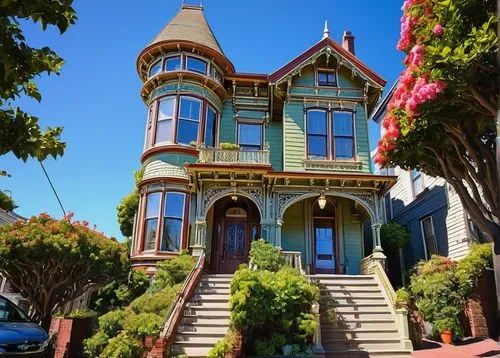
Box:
148;5;225;56
269;37;386;87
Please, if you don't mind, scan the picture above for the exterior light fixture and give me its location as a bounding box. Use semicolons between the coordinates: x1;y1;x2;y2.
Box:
318;192;327;209
231;194;238;202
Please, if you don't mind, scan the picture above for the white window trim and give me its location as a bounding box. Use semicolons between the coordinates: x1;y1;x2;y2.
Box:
420;216;437;260
315;67;338;87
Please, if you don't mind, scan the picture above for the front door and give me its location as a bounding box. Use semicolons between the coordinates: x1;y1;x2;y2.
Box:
221;220;247;274
314;221;336;273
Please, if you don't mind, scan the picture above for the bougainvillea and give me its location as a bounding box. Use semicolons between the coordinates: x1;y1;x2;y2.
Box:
376;0;498;243
0;213;129;328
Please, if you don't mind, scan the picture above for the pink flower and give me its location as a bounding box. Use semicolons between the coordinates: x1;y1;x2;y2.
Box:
387;123;401;139
433;24;444;36
408;45;424;66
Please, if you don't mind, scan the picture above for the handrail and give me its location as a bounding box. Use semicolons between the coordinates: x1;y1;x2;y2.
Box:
281;250;304;275
160;251;206;342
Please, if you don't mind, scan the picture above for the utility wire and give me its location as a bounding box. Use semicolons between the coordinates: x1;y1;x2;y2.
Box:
39;160;75;230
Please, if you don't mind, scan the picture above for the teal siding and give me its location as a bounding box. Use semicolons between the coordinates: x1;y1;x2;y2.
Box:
219;99;235;144
337;67;363;88
354;103;371;173
281;201;307;264
266;120;283;170
341;199;363;275
292;67;315;86
283;102;305;171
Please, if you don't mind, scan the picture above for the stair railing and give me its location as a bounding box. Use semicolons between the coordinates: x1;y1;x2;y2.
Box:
161;251;206;350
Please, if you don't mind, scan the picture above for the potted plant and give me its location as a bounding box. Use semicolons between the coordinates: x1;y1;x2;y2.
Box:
434;316;461;344
219;142;240;150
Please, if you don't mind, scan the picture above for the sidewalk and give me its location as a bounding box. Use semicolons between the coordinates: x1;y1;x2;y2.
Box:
412;338;500;357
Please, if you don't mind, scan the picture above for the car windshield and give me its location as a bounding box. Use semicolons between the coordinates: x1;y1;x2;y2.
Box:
0;297;29;322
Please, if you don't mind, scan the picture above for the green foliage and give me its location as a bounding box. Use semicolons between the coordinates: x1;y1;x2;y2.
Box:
128;284;180;316
380;223;410;251
153;252;194;289
124;313;163;338
208;328;240;358
83;330;109;357
117;168;144;237
98;310;126;337
0;191;17;212
219;142;240;150
0;1;77;165
396;288;411;304
100;332;142;358
230;266;319;355
456;243;492;299
65;309;97;319
249;239;284;272
0;213;129;327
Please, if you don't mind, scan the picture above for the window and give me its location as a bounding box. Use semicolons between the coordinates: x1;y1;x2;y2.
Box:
186;56;207;75
144;193;161;251
161;193;185;251
0;297;28;322
238;123;262;150
412;169;425;197
333;111;354;158
204;106;217;147
148;59;162;78
165;55;181;71
155;98;175;144
307;110;328;159
177;97;201;145
421;216;437;259
317;70;337;86
144;104;154;149
306;109;355;160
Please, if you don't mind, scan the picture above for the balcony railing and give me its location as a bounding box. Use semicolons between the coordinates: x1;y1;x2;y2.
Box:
282;250;304;275
198;146;270;166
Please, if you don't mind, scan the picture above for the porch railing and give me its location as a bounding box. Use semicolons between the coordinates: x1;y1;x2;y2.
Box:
281;250;304;275
198;147;270;165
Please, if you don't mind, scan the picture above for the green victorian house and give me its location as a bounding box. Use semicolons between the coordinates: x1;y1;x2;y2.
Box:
131;4;412;357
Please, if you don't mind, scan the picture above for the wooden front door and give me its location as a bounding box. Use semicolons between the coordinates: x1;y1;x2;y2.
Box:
220;219;247;274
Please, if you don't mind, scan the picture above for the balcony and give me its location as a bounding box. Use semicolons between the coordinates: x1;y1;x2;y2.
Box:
198;146;270;166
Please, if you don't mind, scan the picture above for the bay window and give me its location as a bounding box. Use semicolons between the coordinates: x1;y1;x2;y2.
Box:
165;55;181;71
238;123;263;150
204;106;217;147
148;59;162;78
186;56;207;75
161;193;185;252
306;109;355;160
146;53;222;81
143;192;161;251
177;97;201;145
155;97;175;144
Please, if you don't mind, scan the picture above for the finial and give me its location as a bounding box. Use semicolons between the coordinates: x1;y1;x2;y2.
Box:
322;20;330;40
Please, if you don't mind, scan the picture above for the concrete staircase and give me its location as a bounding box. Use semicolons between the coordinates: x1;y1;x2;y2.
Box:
170;274;232;357
310;274;412;358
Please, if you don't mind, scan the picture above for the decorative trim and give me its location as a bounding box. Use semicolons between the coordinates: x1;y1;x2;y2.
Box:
303;159;362;172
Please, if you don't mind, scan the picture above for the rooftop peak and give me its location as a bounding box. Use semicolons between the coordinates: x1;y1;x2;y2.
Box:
322;20;330;40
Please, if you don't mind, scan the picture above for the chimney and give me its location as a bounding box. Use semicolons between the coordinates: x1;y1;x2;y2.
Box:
342;31;355;55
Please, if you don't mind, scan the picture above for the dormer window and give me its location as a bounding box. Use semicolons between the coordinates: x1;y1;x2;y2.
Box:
186;56;207;75
317;70;337;87
306;109;355;160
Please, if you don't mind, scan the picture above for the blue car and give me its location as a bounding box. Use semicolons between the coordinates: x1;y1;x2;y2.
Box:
0;295;52;356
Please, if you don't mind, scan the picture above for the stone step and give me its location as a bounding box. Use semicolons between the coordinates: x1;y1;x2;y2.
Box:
321;304;391;313
204;274;234;278
324;350;412;358
183;308;231;318
321;318;397;330
321;311;393;321
200;277;233;284
322;338;403;351
180;316;230;326
314;280;379;287
322;328;399;340
186;300;231;310
174;333;225;344
310;274;376;279
321;289;384;298
171;344;214;357
197;281;231;288
320;297;387;305
177;324;229;335
194;287;230;295
190;293;230;301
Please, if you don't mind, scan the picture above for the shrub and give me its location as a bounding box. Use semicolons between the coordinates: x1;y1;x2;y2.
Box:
248;239;283;272
230;266;319;355
129;284;180;316
98;309;126;337
154;252;194;289
456;243;492;299
83;330;109;357
380;223;410;251
100;332;142;358
66;309;97;319
124;313;163;338
396;287;410;305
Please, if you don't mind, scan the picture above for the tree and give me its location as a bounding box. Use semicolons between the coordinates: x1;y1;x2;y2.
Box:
0;1;77;164
0;191;17;212
117;168;143;237
0;213;129;329
375;0;498;244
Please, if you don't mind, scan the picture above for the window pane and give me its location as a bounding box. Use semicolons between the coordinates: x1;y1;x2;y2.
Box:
155;119;173;143
186;57;207;74
149;60;162;77
0;297;28;321
422;218;437;257
205;107;217;147
238;123;262;148
177;119;199;144
179;98;201;121
334;137;354;158
318;72;328;84
315;225;335;269
165;56;181;71
165;193;185;218
307;111;327;135
146;193;161;218
318;71;336;86
334;112;353;136
161;218;182;251
158;98;175;120
308;135;327;158
144;218;158;251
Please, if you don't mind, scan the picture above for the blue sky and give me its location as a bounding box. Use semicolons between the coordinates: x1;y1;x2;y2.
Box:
0;0;405;240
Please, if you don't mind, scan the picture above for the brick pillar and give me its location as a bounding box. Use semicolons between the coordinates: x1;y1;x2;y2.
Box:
52;318;73;358
466;298;489;338
145;337;165;358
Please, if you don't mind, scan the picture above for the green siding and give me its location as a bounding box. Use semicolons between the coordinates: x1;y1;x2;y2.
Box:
340;199;363;274
283;102;306;171
266;120;283;170
293;66;315;86
337;67;364;88
354;103;371;173
281;201;307;264
219;99;235;144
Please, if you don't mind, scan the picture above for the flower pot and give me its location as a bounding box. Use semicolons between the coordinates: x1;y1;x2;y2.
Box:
440;330;453;344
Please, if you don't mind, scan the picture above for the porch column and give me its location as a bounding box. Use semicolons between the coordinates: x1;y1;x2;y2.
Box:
260;219;275;244
276;219;283;250
191;218;206;257
371;222;386;266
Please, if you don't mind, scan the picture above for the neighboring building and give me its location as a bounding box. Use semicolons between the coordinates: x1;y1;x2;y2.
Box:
130;4;397;276
371;84;486;284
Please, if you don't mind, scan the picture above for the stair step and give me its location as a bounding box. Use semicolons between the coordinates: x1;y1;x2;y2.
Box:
321;318;397;330
195;287;230;295
200;277;232;283
171;345;217;357
321;289;384;298
175;333;225;344
322;338;403;351
183;309;231;318
324;350;412;358
321;311;393;321
177;324;229;335
190;293;230;301
310;274;375;279
315;280;379;287
322;328;399;339
180;316;230;326
320;297;386;305
186;301;230;310
197;281;231;288
322;304;391;313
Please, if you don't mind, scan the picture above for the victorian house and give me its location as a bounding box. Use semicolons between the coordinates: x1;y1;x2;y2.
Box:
130;4;412;357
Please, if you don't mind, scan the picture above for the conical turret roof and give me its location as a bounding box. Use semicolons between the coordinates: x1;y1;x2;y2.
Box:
149;5;224;56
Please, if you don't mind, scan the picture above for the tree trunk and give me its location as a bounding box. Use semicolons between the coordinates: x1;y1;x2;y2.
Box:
40;314;52;331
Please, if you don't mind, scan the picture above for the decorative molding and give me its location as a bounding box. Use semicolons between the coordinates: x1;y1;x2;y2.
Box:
303;159;362;172
143;160;188;180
